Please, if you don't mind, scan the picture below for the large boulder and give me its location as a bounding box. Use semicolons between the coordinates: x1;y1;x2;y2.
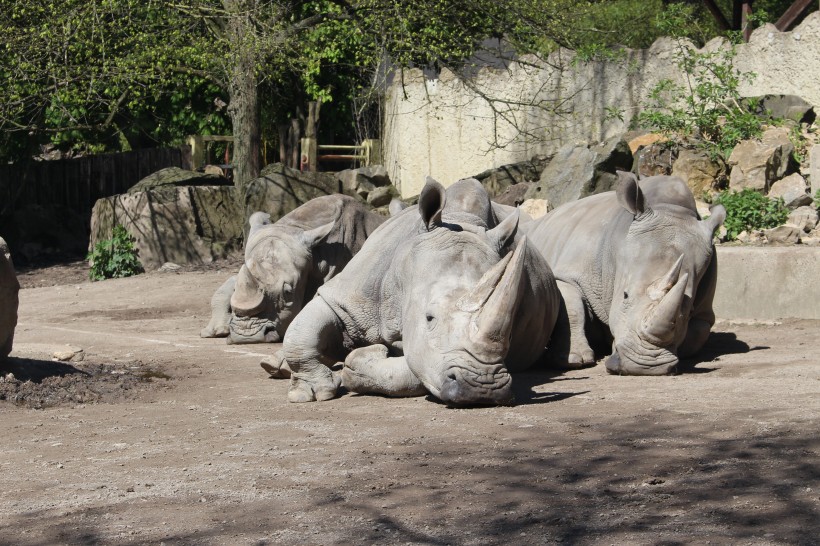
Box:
768;173;813;208
728;126;794;192
787;206;819;233
492;182;532;206
744;95;816;124
633;141;678;177
526;138;633;207
336;165;391;195
90;185;244;270
671;149;725;196
243;163;346;236
0;236;19;359
127;166;230;194
472;156;550;198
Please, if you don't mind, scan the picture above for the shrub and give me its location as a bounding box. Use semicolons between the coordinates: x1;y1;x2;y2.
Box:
87;225;143;281
716;188;789;241
635;4;763;161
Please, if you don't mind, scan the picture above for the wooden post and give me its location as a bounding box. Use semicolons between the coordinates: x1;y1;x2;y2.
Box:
186;135;205;170
301;138;317;172
362;139;382;166
289;118;301;170
277;124;289;165
742;1;754;42
775;0;816;31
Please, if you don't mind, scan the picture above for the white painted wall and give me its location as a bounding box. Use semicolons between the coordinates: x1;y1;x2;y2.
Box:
384;13;820;198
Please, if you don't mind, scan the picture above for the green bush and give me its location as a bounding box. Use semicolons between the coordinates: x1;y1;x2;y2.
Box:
87;225;143;281
716;189;789;241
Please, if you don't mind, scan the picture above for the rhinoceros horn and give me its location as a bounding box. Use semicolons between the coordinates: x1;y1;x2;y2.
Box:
230;264;265;316
459;239;527;355
643;261;689;344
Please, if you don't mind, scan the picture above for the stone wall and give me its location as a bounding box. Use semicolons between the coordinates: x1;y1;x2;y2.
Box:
384;13;820;198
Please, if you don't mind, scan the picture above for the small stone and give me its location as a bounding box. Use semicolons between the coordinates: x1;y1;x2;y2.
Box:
53;345;84;362
519;198;551;220
158;262;182;273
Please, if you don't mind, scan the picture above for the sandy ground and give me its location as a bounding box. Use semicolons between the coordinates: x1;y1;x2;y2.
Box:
1;261;818;545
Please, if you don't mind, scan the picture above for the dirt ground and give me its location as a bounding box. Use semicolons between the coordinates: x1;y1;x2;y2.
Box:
1;259;818;546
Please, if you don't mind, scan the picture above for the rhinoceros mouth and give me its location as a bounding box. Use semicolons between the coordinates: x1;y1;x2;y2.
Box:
605;340;678;376
227;315;279;344
434;362;514;406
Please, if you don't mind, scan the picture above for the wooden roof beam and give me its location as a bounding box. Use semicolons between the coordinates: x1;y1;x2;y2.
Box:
775;0;816;31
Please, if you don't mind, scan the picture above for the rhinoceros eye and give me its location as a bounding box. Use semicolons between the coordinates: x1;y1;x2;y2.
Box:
425;313;437;329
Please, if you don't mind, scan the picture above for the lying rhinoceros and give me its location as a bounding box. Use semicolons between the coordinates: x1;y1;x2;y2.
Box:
523;172;725;375
1;236;19;359
201;195;386;344
277;177;560;405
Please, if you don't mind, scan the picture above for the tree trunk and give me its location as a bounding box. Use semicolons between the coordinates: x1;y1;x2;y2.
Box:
225;0;261;195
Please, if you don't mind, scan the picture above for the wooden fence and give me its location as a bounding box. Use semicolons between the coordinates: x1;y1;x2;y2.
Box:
0;146;191;218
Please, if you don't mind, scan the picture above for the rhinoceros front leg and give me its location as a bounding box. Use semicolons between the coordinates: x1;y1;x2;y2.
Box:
547;280;595;368
200;276;236;338
280;297;345;403
260;350;292;379
341;345;427;397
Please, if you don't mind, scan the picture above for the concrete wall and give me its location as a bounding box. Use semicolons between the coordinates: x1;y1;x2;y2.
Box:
384;13;820;198
713;246;820;320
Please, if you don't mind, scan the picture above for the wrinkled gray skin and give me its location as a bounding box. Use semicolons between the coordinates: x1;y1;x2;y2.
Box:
523;172;725;375
201;195;386;348
278;178;559;406
1;236;19;359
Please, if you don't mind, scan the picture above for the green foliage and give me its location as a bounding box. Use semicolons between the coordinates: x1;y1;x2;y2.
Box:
716;189;789;241
87;225;143;281
635;4;764;161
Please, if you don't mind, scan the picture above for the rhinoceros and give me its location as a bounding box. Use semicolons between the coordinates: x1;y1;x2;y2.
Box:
523;172;725;375
1;236;19;359
277;177;560;406
200;195;386;345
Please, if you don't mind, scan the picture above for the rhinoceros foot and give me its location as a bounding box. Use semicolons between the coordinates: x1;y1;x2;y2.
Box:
260;351;291;379
342;345;426;397
288;370;340;403
200;323;230;338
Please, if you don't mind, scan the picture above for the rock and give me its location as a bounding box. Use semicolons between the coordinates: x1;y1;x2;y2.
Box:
528;138;633;207
472;156;550;198
728;127;794;192
158;262;182;273
366;185;398;208
90;186;244;270
493;183;532;206
519;199;551;220
695;201;712;219
127;167;229;194
811;144;820;199
628;133;668;154
203;165;225;177
633;141;678;177
672;149;724;196
355;180;376;200
336;165;391;194
768;173;813;208
764;224;801;244
0;236;19;359
787;206;819;233
744;95;816;124
243;163;347;236
53;345;84;362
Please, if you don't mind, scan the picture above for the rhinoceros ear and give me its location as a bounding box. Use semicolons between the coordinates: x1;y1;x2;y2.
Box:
702;203;726;238
300;219;336;249
419;177;446;230
615;171;644;216
486;208;519;253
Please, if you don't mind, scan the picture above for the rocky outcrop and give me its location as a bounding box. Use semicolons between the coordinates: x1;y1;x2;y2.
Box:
90;186;244;270
526;138;633;207
472;157;550;198
728;126;794;192
0;236;19;359
634;141;678;177
672;149;725;196
127;166;230;194
768;173;813;208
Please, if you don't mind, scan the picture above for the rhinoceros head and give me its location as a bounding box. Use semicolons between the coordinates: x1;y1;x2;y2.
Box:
605;172;725;375
227;216;336;344
399;179;528;406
